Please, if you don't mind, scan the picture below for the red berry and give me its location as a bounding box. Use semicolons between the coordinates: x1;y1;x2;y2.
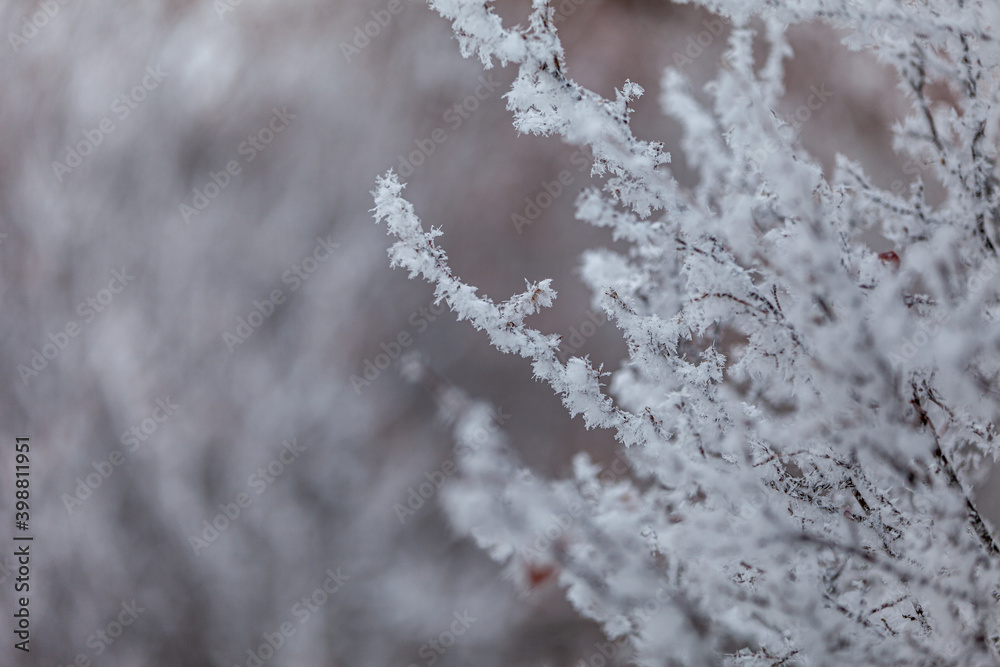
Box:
526;563;556;588
878;251;900;268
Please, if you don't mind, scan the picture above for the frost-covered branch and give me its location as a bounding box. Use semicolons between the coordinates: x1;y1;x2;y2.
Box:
374;0;1000;663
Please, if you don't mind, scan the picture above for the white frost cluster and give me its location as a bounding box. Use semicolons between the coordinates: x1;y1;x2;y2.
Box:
374;0;1000;663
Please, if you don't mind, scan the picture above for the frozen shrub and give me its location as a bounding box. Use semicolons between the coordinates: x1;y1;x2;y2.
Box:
375;0;1000;664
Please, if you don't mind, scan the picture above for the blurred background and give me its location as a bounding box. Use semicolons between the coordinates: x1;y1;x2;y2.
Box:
0;0;930;664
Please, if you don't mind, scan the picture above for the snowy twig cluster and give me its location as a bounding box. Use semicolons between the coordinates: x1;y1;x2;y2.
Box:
373;0;1000;663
